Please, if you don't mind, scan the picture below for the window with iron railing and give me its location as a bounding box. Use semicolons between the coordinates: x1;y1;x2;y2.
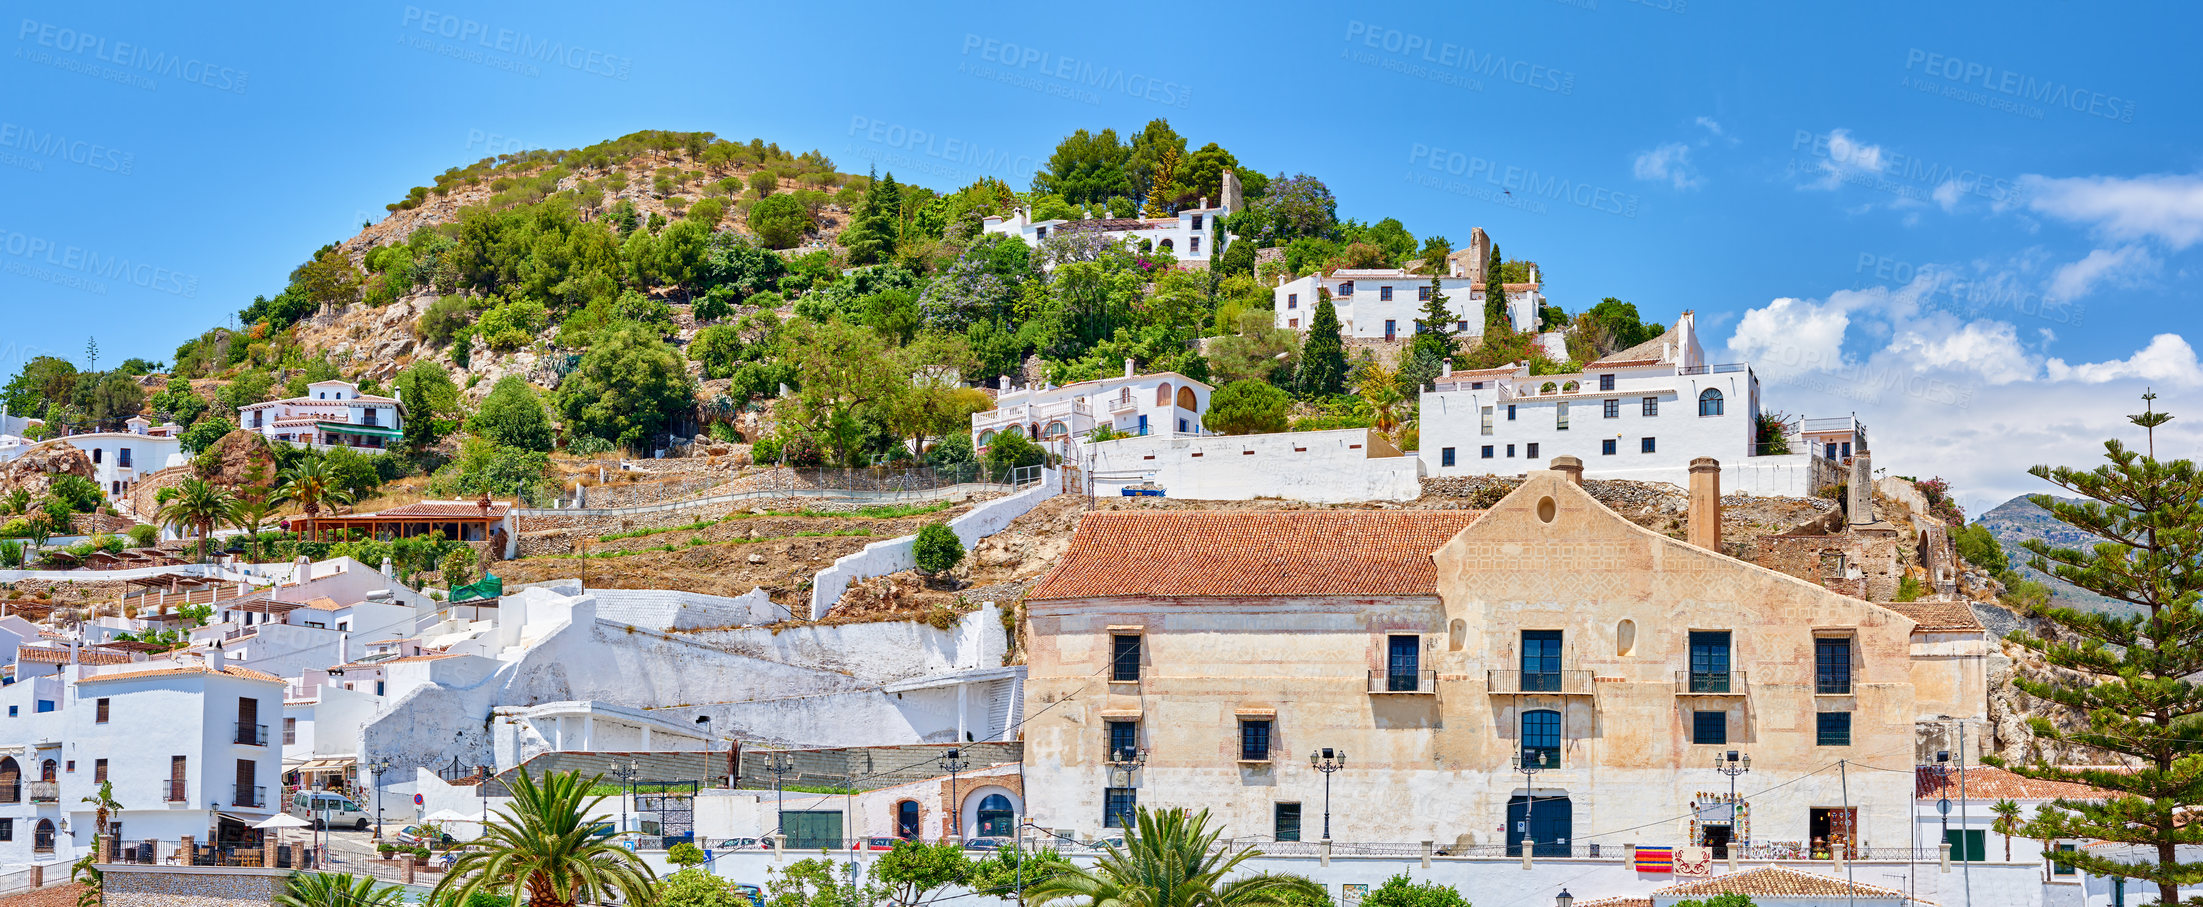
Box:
1520;631;1563;691
1111;635;1141;683
1688;631;1732;693
1816;638;1854;694
1239;720;1273;761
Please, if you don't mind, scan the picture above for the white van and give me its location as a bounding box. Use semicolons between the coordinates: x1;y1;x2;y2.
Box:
289;791;372;830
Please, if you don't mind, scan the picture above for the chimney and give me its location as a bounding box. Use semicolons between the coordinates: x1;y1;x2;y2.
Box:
210;640;225;671
1550;456;1583;486
1848;451;1875;526
1688;458;1721;551
1441;361;1453;377
1124;359;1135;378
380;557;394;578
1200;196;1208;209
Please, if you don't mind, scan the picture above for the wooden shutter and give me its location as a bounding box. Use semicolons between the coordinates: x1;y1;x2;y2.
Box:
237;696;257;725
234;759;255;806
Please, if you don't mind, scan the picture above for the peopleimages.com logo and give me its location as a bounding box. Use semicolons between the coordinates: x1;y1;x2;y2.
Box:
957;34;1192;108
16;18;249;93
399;7;633;80
0;122;133;175
0;228;198;298
1343;20;1575;95
1901;48;2134;124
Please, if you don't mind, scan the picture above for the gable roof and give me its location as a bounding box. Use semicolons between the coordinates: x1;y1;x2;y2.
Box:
1027;511;1481;601
1655;866;1911;900
76;663;282;684
17;647;135;665
1877;601;1983;632
1915;765;2112;801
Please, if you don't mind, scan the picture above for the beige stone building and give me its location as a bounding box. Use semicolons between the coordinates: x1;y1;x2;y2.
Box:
1021;461;1989;856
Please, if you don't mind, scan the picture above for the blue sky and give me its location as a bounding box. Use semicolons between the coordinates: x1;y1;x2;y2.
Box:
4;0;2197;511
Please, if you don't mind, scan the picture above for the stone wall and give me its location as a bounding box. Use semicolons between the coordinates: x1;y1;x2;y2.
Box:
103;866;288;907
1748;531;1904;602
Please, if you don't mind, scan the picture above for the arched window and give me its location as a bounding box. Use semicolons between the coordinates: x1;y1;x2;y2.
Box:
1540;382;1558;395
33;819;54;853
1561;381;1580;394
1156;382;1174;406
91;449;101;464
975;794;1016;837
1522;710;1561;768
40;760;56;783
1699;388;1725;416
895;800;921;839
1043;422;1069;440
977;431;995;448
1157;238;1174;254
1119;387;1132;405
1176;387;1196;411
0;756;17;801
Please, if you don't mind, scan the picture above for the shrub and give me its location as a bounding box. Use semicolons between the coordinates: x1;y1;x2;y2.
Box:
913;523;965;576
127;524;158;548
46;475;102;513
475;298;549;351
0;541;21;568
981;430;1043;474
667;842;707;867
566;435;615;457
1203;380;1290;435
1894;574;1925;602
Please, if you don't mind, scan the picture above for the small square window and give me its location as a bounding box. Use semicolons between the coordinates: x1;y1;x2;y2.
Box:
1441;447;1456;467
1642;437;1657;454
1816;712;1852;746
1481;445;1494;459
1603;399;1619;419
1287;293;1298;309
1602;439;1616;456
1692;710;1727;745
1642;396;1659;417
1239;720;1273;761
1418;286;1431;301
1599;374;1615;391
1104;788;1138;828
1288;318;1298;329
1506;444;1516;458
1380;286;1393;301
1456;320;1469;332
1526;442;1539;459
1107;720;1138;762
1274;803;1302;842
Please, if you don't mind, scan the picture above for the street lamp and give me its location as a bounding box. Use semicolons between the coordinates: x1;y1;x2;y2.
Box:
1554;890;1573;907
1512;748;1548;856
1310;747;1345;842
1712;750;1750;856
613;759;641;837
1106;745;1146;833
767;751;796;846
939;748;970;841
368;759;390;841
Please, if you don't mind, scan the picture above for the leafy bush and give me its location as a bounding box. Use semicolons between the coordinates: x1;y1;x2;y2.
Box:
1952;523;2008;574
913;523;964;576
565;435;615;457
0;541;21;568
926;432;973;467
467;377;554;452
1203;380;1290;435
417;294;489;346
127;524;158;548
667;842;706;867
981;430;1043;473
748;194;812;249
47;475;102;513
1361;873;1468;907
179;418;236;455
656;869;740;907
1894;575;1925;602
475;298;549;351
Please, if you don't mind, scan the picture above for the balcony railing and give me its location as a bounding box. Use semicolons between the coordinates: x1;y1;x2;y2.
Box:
27;781;58;802
236;722;268;746
166;780;187;802
1487;670;1596;695
1676;363;1748;376
1675;670;1750;696
234;784;266;808
1368;669;1438;695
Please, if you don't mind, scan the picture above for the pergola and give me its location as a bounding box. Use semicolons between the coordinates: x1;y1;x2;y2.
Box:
298;498;512;544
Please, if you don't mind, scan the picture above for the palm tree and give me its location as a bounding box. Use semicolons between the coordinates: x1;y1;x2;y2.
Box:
233;496;279;562
1989;798;2021;861
154;479;241;563
275;872;406;907
431;769;655;907
272;458;355;541
1027;807;1323;907
80;780;122;861
1353;362;1406;438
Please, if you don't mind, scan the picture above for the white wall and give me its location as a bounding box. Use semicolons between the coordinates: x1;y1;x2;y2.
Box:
810;469;1063;620
1087;429;1419;503
593;588;785;630
1418;370;1757;488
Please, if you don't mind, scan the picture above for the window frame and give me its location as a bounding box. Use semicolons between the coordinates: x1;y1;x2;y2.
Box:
1599;374;1615;391
1699;388;1725;417
1526;442;1539;459
1603;398;1620;419
1601;439;1616;456
1816;712;1852;746
1481;445;1494;459
1274;802;1302;842
1440;447;1456;467
1692;710;1728;745
1103;788;1138;829
1815;637;1854;694
1521;709;1561;768
1106;720;1138;763
1642;437;1657;454
1642;396;1659;416
1110;634;1142;683
1238;719;1274;762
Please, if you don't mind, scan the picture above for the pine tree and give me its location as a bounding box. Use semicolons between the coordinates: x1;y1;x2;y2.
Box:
1988;393;2203;907
1409;275;1456;365
1483;244;1508;333
847;168;902;266
1295;296;1348;397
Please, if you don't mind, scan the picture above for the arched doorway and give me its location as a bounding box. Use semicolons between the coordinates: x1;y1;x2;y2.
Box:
961;786;1021;840
1505;794;1571;858
0;756;17;802
895;800;920;840
1176;387;1197;410
32;819;54;853
40;759;56;783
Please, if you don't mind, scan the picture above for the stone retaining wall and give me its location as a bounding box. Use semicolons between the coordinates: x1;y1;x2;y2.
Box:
103;865;289;907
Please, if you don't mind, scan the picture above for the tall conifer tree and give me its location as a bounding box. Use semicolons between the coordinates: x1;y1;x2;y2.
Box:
1295;295;1348;397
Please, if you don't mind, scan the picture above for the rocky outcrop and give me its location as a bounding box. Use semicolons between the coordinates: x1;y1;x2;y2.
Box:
193;430;276;488
0;442;94;500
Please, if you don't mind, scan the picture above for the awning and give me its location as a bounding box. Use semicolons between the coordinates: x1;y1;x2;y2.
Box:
314;421;402;439
296;758;357;772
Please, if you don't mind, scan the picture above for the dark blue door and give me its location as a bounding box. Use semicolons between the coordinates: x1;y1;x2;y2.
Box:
1506;796;1571;857
1521;631;1562;691
1388;636;1420;691
1689;631;1731;692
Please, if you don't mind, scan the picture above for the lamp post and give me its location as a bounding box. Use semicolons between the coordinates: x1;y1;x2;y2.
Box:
1512;748;1547;856
1310;747;1345;842
939;748;970;841
767;751;796;846
1554;890;1573;907
1712;750;1750;856
368;759;390;841
1106;746;1146;833
613;759;641;837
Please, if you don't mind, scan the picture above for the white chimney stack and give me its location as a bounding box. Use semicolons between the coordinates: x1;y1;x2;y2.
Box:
1124;359;1135;378
1441;361;1453;377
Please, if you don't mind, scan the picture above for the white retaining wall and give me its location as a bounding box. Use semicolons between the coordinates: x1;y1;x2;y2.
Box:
592;587;786;629
1087;428;1421;503
810;468;1064;619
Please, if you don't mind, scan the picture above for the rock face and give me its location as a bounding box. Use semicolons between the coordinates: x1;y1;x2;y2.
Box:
194;430;277;488
0;442;94;500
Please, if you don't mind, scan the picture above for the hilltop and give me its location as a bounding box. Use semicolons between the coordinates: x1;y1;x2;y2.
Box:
1974;494;2134;615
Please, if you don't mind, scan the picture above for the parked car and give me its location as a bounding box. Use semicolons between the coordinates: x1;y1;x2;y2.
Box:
288;791;371;830
730;884;765;907
714;837;766;850
393;825;458;848
1084;835;1126;850
963;836;1010;851
854;836;899;851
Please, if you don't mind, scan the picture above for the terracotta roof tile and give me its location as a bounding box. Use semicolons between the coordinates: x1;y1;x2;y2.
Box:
299;597;347;611
77;664;282;684
1027;511;1479;601
1915;765;2112;801
1656;866;1911;900
350;500;510;519
1877;602;1983;631
18;647;135;665
1575;899;1650;907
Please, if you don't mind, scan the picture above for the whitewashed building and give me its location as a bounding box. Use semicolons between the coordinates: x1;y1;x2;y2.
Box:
1272;230;1546;340
981;172;1241;268
0;654;285;871
237;380;404;454
1417;311;1847;495
44;419;188;503
972;362;1212;459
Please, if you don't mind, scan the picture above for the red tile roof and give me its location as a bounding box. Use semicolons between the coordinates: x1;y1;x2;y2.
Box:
77;663;282;684
17;647;135;665
350;500;510;519
1656;866;1910;900
1915;765;2112;801
1027;511;1480;601
1878;602;1983;631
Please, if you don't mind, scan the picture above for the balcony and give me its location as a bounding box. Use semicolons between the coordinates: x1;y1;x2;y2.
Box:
1487;670;1596;695
235;722;269;746
233;784;266;809
1368;669;1438;695
165;780;187;803
27;781;58;802
1675;670;1750;696
1676;363;1749;376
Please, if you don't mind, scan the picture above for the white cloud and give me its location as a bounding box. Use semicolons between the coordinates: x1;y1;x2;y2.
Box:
2020;172;2203;249
2046;245;2159;301
1931;180;1963;212
1632;142;1699;190
2044;334;2203;386
1803;128;1885;191
1695;116;1726;137
1724;292;1873;377
1875;318;2036;385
